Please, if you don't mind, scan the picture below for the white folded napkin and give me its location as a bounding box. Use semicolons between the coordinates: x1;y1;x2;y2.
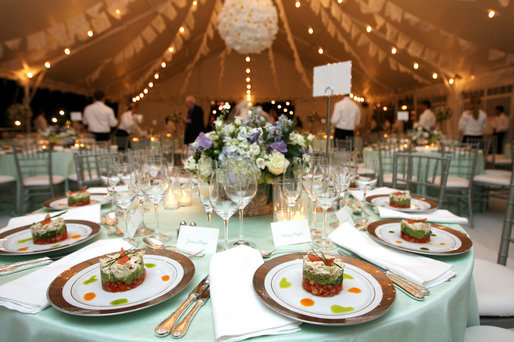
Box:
3;204;101;233
328;223;455;287
0;238;132;314
350;187;399;202
209;246;301;342
378;207;468;224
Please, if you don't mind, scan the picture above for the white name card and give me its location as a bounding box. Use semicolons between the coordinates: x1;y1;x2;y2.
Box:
177;225;219;254
397;111;409;121
127;209;143;238
70;112;82;121
271;219;311;246
313;61;352;97
336;206;354;225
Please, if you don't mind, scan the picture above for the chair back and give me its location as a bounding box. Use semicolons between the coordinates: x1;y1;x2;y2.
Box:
441;142;479;181
377;141;411;186
334;138;354;152
77;141;110;154
393;152;451;205
73;152;116;189
12;143;53;185
498;144;514;265
466;136;494;168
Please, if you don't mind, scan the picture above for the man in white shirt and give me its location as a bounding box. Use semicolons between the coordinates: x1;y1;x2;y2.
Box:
331;95;360;140
492;105;510;154
82;90;117;141
415;100;436;130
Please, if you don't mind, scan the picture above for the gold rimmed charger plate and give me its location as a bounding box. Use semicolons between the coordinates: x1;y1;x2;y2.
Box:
366;194;438;213
253;253;395;326
367;219;472;256
0;220;100;256
47;249;195;316
42;194;110;210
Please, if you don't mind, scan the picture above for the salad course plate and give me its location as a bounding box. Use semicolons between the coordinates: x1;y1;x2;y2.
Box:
0;220;100;256
366;194;438;213
42;194;110;210
47;249;195;316
253;253;395;326
367;219;472;256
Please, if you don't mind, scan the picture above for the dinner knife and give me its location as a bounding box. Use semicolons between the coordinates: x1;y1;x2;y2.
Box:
337;249;427;300
154;275;210;337
170;287;210;338
0;256;63;276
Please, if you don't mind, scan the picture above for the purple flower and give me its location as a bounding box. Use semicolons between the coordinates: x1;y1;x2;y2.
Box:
195;132;212;149
271;141;287;153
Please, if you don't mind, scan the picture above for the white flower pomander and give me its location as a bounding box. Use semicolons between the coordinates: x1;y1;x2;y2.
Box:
266;151;290;176
217;0;278;54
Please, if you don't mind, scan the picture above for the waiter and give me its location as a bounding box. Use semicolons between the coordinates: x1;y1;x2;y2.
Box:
82;90;117;141
331;94;361;139
183;95;205;144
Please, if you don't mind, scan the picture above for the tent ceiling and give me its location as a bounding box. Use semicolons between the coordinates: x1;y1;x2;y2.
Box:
0;0;512;102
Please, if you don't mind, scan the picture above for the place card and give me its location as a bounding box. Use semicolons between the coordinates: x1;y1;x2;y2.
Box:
336;206;354;225
271;218;311;247
127;209;143;238
176;225;219;254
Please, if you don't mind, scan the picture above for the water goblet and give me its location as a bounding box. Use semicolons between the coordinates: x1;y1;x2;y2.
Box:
112;185;137;246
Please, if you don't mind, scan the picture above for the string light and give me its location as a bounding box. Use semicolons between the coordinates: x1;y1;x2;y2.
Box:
132;97;137;102
401;105;407;110
247;90;251;94
14;120;21;126
308;27;313;34
448;78;455;85
246;77;251;82
391;47;397;54
283;108;287;112
247;84;251;89
277;104;282;109
136;96;140;101
168;47;174;53
295;1;301;8
51;117;58;123
115;9;121;15
179;26;185;33
148;82;154;88
44;61;51;69
413;62;419;70
193;0;198;6
139;93;144;98
432;73;438;79
26;72;33;78
143;88;149;94
59;110;65;115
337;0;343;3
488;10;495;18
271;100;276;104
383;106;388;111
286;101;290;106
64;48;71;55
161;61;167;68
349;93;354;98
366;25;372;33
87;30;94;38
245;56;251;62
289;111;294;115
154;73;159;79
246;68;251;73
318;47;324;54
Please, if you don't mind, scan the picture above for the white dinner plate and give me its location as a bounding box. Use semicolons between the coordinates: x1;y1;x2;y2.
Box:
42;194;110;210
366;194;438;213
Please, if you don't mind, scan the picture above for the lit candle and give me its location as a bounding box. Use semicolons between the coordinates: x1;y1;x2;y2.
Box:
179;189;192;207
164;189;179;209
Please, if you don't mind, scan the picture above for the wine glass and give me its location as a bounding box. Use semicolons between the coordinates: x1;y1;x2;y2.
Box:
209;167;240;251
196;157;215;222
112;182;137;246
225;159;258;246
130;151;154;236
312;164;340;251
180;145;191;167
140;155;170;242
303;155;325;238
98;154;119;205
282;157;303;220
355;165;378;218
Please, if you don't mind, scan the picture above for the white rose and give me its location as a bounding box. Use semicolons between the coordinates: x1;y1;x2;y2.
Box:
198;157;213;179
256;157;266;169
266;151;290;175
250;143;260;156
224;123;235;135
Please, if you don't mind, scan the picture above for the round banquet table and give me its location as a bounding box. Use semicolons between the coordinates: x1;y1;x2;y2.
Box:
0;197;479;342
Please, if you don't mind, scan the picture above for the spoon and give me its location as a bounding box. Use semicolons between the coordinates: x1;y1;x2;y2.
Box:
105;212;123;236
143;237;205;257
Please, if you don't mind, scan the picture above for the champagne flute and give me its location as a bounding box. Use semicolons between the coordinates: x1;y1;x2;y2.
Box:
196;158;215;222
225;159;258;246
303;155;325;238
209;167;240;251
130;151;154;236
140;155;170;242
355;164;377;218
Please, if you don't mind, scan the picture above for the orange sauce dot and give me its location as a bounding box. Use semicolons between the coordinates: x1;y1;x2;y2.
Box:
300;298;315;307
440;243;446;246
161;275;170;282
17;247;29;251
71;235;81;239
348;287;362;294
58;203;65;206
84;292;96;301
395;241;403;244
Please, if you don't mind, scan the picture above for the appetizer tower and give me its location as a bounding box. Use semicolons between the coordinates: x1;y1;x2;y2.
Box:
302;253;345;297
31;214;67;244
100;249;146;292
400;219;431;243
389;191;411;208
67;187;91;206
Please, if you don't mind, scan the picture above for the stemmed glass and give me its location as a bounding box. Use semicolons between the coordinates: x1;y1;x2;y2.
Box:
140;155;170;242
209;167;240;251
355;165;377;218
312;163;340;251
112;175;137;246
303;155;325;238
98;154;120;207
282;157;303;220
196;158;215;222
225;159;258;246
130;151;154;236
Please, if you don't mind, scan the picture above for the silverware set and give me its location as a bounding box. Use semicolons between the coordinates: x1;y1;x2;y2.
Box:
0;255;65;276
155;275;210;338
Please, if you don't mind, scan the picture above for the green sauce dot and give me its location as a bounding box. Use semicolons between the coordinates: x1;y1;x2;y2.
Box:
83;275;98;285
144;263;156;268
51;244;61;248
420;247;429;250
431;233;437;236
279;278;291;288
16;238;33;244
331;305;354;313
343;273;354;280
110;299;128;306
388;230;395;234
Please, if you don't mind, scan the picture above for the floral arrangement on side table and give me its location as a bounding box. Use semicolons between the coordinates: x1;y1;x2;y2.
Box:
40;126;77;146
410;127;443;146
434;106;452;122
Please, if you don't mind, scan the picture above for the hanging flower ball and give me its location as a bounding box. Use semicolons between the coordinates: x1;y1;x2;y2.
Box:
217;0;278;54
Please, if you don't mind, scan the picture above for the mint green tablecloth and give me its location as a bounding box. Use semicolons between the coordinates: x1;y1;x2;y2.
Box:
0;150;76;180
0;199;479;342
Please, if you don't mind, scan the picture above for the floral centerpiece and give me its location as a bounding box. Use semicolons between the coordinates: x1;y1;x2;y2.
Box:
185;111;313;215
410;127;443;146
40;126;77;146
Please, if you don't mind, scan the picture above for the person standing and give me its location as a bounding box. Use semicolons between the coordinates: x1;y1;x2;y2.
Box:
492;105;509;154
414;100;436;130
82;90;117;142
116;102;145;138
183;95;204;145
458;98;487;143
33;110;48;131
331;94;360;140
